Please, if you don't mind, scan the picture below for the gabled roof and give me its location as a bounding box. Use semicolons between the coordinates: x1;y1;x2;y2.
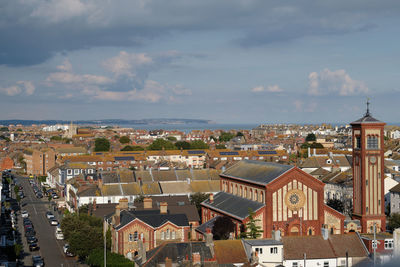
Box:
201;191;265;220
214;240;248;264
117;210;189;230
221;160;293;186
389;183;400;193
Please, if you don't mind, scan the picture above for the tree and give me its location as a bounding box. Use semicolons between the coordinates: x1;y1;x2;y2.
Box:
94;138;110;152
175;141;191;150
147;138;176;150
326;198;345;213
190;192;210;215
305;133;316;142
216;144;226;149
212;216;235;240
236;132;244;137
166;136;177;142
0;127;9;132
219;132;235;142
245;208;263;239
50;136;63;141
388;213;400;231
120;145;144;151
119;136;130;144
190;140;209;149
86;248;133;267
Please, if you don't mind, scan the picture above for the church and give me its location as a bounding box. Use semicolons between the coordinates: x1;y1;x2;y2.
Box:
201;102;385;237
201;160;345;238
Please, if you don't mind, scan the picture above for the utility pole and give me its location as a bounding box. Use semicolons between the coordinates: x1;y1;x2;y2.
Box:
373;223;377;267
104;216;107;267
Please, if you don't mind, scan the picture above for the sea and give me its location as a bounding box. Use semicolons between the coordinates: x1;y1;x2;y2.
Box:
117;123;259;133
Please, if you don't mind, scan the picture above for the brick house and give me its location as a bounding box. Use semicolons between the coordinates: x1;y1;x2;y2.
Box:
108;198;191;259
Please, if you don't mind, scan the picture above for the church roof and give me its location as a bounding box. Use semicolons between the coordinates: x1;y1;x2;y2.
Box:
221;160;294;186
201;191;265;220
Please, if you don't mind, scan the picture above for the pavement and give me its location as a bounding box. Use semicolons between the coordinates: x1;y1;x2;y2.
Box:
15;175;85;267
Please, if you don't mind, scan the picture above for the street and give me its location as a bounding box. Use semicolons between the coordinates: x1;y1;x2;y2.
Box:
16;175;81;267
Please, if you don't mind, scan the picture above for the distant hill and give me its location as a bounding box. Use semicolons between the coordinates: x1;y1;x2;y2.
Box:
0;118;212;126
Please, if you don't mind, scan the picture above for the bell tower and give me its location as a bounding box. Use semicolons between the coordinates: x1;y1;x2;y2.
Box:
351;100;386;233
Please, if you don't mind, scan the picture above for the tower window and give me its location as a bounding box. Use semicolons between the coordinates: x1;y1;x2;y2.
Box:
356;136;361;149
367;136;379;149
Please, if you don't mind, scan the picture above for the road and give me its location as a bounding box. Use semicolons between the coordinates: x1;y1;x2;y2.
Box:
16;175;80;267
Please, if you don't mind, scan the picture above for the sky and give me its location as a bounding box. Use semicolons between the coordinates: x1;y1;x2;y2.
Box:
1;0;400;124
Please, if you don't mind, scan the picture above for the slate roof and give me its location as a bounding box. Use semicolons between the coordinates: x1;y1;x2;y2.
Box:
351;113;382;124
196;216;221;235
202;191;265;220
221;160;293;185
160;181;191;194
141;182;162;195
101;172;119;183
117;210;189;230
242;239;283;246
142;242;214;267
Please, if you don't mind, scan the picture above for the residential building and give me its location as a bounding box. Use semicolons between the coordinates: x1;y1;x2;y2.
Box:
24;148;56;176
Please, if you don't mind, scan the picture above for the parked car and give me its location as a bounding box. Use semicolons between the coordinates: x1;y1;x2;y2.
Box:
63;243;75;257
26;236;38;244
51;193;59;199
45;211;55;220
25;229;36;237
29;243;40;251
49;219;58;226
32;255;44;267
21;210;29;218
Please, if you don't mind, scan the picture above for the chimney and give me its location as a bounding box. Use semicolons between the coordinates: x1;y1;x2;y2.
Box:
160;202;168;214
273;230;281;241
119;198;129;210
209;193;214;204
93;199;97;211
143;197;152;209
205;228;214;257
115;204;121;222
165;257;172;267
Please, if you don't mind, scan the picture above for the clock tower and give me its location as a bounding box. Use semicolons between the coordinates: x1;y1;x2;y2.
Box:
351;101;386;233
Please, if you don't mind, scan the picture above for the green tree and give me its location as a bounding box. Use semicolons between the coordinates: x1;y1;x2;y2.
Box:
120;145;144;151
236;132;244;137
147;138;176;150
305;133;316;142
190;140;209;149
219;132;235;142
86;248;133;267
94;138;110;152
17;128;23;132
212;216;235;240
0;127;9;132
190;192;210;216
388;213;400;231
175;141;191;150
166;136;177;141
245;208;263;239
50;136;63;141
216;144;226;149
119;136;130;144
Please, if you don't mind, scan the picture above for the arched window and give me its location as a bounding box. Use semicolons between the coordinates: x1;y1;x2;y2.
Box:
254;190;258;201
140;232;144;240
244;188;247;198
240;186;243;197
260;191;264;203
128;234;133;242
249;189;253;200
235;185;238;195
166;229;170;239
231;184;233;193
134;231;138;241
161;231;165;240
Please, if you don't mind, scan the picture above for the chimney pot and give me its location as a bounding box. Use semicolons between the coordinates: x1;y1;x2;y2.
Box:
209;193;214;204
160;202;168;214
143;197;152;209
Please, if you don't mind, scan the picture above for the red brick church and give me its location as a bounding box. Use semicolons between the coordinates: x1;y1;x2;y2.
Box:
201;160;345;238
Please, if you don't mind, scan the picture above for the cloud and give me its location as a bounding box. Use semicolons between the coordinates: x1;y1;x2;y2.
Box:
251;84;284;93
0;81;35;96
293;99;317;112
102;51;153;79
171;84;192;96
308;68;368;96
1;1;399;65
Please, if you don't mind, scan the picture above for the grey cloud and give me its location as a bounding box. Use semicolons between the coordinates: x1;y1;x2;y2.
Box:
1;0;400;66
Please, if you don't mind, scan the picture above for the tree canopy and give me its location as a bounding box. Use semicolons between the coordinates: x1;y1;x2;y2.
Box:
190;192;210;216
219;132;235;142
216;144;226;149
119;136;131;144
94;138;111;152
175;141;191;150
305;133;316;142
166;136;177;141
212;216;235;240
388;213;400;231
147;138;176;150
190;140;209;149
326;198;345;213
120;145;144;151
244;208;263;239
